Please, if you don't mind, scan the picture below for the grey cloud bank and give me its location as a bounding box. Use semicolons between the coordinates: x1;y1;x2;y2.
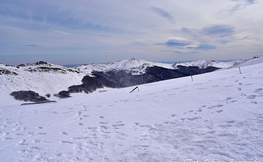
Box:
0;0;262;65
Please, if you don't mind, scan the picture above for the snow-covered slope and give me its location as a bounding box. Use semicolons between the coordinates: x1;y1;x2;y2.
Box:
72;58;174;75
173;59;243;69
0;61;86;107
229;56;263;68
0;58;262;161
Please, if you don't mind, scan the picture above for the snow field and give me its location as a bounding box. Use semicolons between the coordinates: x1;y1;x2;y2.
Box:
0;62;263;161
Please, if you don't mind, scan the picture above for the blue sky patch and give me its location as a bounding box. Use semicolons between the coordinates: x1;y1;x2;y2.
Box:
166;40;190;47
187;44;216;51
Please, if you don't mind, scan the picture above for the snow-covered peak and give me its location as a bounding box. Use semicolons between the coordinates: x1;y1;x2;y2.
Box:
72;58;174;74
173;59;243;69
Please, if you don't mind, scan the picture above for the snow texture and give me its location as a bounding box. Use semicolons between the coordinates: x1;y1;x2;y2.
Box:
0;57;262;161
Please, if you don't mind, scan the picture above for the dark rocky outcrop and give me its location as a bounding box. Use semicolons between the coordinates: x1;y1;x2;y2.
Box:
35;61;49;65
10;91;48;102
26;67;67;74
56;65;220;98
0;68;18;75
54;91;71;98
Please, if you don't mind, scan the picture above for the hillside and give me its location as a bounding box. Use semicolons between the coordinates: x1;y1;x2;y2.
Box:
0;57;262;161
0;58;244;106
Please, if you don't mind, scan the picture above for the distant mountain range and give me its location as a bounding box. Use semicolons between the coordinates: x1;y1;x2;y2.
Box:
1;57;261;106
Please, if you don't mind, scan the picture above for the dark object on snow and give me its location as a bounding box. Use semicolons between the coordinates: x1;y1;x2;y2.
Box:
45;93;51;98
130;86;139;93
54;91;71;98
21;100;56;106
10;91;48;102
35;61;49;65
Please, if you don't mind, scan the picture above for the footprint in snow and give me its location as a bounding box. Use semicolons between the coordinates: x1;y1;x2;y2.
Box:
60;132;68;135
32;139;41;143
216;110;223;113
208;104;224;109
247;95;256;99
18;139;28;145
187;117;202;121
2;137;13;141
77;123;84;126
29;146;41;151
240;93;246;97
197;88;207;90
99;122;108;124
254;88;262;92
76;111;82;116
51;111;58;114
13;127;25;131
60;140;73;144
111;123;125;129
245;83;252;86
1;132;9;138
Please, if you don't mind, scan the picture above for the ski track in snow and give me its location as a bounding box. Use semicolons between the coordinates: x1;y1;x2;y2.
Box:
0;63;263;161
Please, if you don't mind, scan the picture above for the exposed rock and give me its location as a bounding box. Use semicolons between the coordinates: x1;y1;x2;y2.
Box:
54;91;71;98
26;67;67;74
0;68;18;75
45;93;51;98
35;61;49;65
10;91;48;102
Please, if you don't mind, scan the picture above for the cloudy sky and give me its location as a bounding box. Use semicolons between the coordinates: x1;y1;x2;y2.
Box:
0;0;262;65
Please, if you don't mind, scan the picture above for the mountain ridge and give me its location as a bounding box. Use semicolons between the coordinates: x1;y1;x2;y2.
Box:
1;56;261;106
